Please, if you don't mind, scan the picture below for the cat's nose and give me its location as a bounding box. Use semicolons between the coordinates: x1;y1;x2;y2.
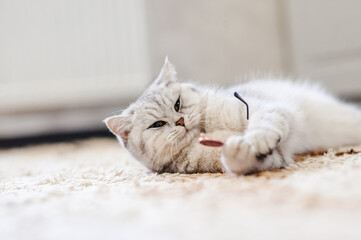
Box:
175;117;185;127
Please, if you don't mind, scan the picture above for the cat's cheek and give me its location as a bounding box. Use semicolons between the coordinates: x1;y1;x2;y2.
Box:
177;127;188;141
184;128;199;145
185;110;202;130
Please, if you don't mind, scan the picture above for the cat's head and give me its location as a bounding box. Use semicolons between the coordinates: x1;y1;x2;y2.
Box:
104;58;209;173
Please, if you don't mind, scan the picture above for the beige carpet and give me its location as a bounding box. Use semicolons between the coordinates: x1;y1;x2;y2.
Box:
1;138;361;240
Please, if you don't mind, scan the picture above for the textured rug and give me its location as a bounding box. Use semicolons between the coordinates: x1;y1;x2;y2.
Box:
1;138;361;240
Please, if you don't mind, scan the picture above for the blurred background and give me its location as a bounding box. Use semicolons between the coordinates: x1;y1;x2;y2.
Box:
1;0;361;146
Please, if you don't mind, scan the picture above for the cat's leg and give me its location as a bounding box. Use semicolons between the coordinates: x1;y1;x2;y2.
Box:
221;105;294;175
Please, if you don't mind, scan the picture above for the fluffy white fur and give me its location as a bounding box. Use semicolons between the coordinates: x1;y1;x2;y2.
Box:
105;58;361;175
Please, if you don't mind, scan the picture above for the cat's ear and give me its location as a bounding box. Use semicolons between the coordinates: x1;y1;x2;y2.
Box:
104;115;131;141
153;56;177;86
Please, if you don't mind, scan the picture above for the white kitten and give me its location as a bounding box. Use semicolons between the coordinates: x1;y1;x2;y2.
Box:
105;58;361;175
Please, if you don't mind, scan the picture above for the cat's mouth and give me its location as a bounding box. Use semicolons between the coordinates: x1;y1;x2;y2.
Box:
178;126;198;142
183;124;206;141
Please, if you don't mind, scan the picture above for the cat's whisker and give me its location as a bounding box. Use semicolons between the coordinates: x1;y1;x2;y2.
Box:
175;141;181;154
170;141;176;163
154;132;180;172
188;110;205;124
153;148;168;171
167;131;178;142
195;118;212;126
151;139;170;171
204;103;222;111
188;105;199;116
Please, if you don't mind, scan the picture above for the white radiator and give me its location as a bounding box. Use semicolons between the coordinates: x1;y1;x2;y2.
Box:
0;0;150;112
285;0;361;97
0;0;150;137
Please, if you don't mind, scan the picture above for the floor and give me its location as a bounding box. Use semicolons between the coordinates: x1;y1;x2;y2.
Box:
1;138;361;240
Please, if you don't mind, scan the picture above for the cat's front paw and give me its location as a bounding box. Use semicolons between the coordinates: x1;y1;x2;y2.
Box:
221;136;257;175
221;130;281;175
245;129;281;161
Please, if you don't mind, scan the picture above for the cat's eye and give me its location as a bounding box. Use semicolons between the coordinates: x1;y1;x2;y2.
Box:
149;121;167;129
174;97;180;112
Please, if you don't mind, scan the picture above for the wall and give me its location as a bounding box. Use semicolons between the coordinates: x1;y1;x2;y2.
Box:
285;0;361;98
145;0;285;85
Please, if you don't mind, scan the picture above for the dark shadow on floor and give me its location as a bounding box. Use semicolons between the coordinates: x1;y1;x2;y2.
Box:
0;129;113;149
